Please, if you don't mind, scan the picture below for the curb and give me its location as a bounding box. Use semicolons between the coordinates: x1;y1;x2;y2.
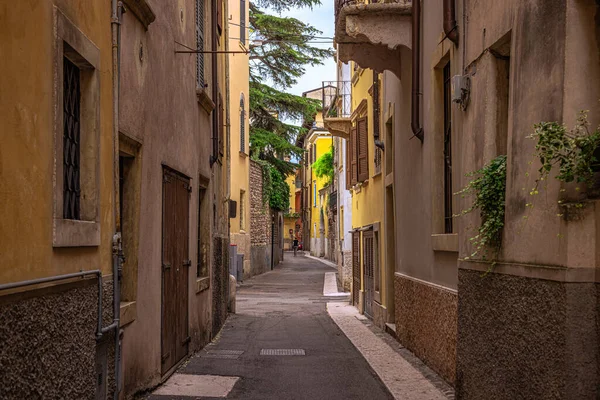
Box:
304;254;337;270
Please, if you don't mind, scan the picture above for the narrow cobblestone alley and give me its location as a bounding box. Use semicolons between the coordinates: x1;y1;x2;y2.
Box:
147;254;452;400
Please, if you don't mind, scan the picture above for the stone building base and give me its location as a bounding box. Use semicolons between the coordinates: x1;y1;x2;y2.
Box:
457;268;600;399
337;250;352;292
394;273;457;386
0;277;117;400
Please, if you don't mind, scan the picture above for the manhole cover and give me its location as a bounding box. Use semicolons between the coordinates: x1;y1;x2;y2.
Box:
260;349;305;356
202;350;244;359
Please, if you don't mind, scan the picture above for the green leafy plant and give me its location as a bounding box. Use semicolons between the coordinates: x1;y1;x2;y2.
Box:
455;155;507;264
526;111;600;198
312;146;334;186
253;159;289;212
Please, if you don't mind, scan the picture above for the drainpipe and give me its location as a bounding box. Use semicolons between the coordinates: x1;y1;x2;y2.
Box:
411;0;424;142
443;0;459;45
110;1;124;399
271;213;275;270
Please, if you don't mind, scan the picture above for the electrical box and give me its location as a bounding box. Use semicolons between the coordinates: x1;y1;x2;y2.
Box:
451;74;470;104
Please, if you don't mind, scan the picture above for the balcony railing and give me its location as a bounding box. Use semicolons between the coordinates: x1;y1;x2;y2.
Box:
322;81;352;119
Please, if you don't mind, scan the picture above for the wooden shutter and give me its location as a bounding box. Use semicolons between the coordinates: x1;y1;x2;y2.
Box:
218;92;224;156
357;117;369;182
345;140;351;190
352;232;361;306
217;0;223;35
350;126;358;186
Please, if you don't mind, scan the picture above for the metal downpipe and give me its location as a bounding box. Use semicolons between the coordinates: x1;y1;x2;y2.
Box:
411;0;424;141
111;1;124;398
443;0;459;45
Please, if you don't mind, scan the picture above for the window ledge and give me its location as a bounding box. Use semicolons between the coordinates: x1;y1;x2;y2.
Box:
53;219;100;247
239;151;248;158
120;301;137;327
431;233;458;253
372;171;382;179
196;276;210;294
197;88;215;114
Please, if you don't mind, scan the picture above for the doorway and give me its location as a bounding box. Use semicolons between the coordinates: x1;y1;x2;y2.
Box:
161;167;191;375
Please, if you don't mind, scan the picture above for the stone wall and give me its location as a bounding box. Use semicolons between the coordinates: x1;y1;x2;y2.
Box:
0;278;117;400
394;273;457;386
249;161;272;277
337;250;352;292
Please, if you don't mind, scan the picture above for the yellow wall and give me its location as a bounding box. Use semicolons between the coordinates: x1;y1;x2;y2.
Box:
308;133;334;240
228;0;250;235
349;64;386;303
0;1;114;283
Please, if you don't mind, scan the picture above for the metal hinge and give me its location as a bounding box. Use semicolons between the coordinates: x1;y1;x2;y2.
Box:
185;183;192;193
161;352;170;363
183;260;192;267
181;336;191;346
162;263;171;270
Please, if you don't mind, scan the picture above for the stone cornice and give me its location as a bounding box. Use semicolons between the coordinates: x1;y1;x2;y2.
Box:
123;0;156;30
323;117;351;139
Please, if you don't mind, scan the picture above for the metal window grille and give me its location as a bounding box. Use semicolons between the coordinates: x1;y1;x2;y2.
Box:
240;95;245;152
373;73;382;174
63;56;81;220
196;0;205;89
443;62;453;234
240;0;246;44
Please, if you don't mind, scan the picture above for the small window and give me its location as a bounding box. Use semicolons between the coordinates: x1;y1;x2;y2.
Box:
313;181;317;207
240;0;246;44
63;57;81;220
443;62;453;234
52;10;101;247
240;94;246;153
240;190;246;231
196;0;205;89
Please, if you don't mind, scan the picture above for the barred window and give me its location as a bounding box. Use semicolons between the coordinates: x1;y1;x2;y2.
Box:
240;93;245;152
63;56;81;220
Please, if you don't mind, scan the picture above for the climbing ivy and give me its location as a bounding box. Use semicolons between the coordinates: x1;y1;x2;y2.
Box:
455;155;507;265
312;146;334;187
253;158;290;212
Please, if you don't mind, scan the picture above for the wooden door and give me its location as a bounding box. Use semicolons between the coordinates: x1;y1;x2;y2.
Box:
363;230;374;318
161;168;190;375
352;232;360;306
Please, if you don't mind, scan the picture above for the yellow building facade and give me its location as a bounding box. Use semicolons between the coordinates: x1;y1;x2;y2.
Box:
227;0;251;276
305;112;334;258
346;64;390;328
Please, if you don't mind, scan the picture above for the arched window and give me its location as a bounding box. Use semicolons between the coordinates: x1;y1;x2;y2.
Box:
240;93;246;153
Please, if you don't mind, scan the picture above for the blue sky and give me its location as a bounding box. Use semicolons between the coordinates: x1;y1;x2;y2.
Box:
280;1;337;96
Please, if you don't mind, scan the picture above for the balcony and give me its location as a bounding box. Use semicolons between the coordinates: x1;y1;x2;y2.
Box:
322;81;352;139
334;0;412;77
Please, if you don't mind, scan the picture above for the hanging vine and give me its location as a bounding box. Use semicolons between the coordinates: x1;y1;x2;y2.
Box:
525;111;600;215
455;155;507;266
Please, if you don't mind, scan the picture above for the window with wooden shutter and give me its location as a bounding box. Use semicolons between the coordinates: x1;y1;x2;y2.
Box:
196;0;205;89
350;126;358;186
345;140;351;190
217;0;223;36
218;92;224;157
240;0;246;44
352;231;361;306
357;117;369;182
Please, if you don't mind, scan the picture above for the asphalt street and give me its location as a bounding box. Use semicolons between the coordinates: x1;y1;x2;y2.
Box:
148;253;393;400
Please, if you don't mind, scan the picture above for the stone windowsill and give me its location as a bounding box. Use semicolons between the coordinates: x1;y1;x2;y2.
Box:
120;301;137;327
197;88;215;114
431;233;458;253
196;276;210;294
239;151;248;158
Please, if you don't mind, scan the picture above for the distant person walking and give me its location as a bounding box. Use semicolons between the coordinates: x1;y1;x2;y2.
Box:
293;238;299;256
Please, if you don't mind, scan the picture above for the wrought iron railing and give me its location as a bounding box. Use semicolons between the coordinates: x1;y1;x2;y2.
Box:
322;81;352;119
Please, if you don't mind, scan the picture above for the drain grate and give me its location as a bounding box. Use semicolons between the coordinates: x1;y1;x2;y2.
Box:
202;350;244;359
260;349;305;356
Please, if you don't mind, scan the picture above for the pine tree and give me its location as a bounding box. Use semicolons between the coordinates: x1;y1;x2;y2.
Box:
249;0;334;177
